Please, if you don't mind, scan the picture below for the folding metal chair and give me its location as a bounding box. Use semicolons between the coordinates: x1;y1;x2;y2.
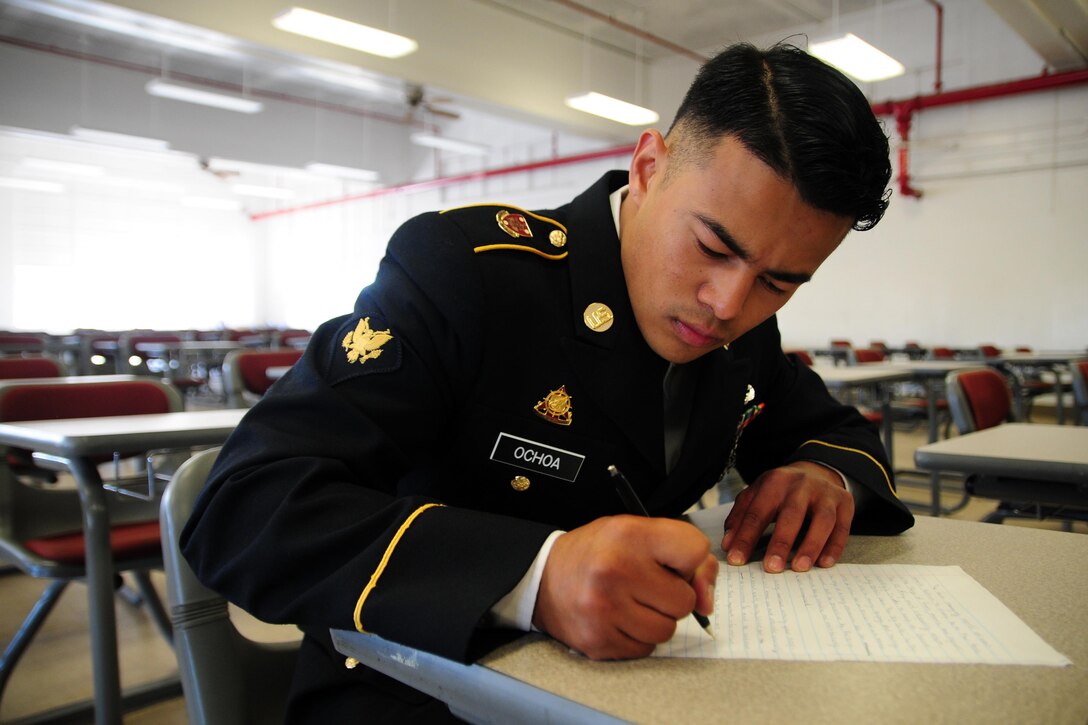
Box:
161;447;299;724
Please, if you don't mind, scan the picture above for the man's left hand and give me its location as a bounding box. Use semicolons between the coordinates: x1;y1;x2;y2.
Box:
720;461;853;573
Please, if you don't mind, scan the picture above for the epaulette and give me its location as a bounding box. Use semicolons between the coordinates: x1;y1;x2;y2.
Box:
439;202;568;261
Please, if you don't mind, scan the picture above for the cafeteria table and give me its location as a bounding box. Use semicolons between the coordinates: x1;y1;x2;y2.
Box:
914;423;1088;514
0;409;245;725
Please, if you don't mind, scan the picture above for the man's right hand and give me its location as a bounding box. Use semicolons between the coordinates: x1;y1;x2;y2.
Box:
531;515;718;660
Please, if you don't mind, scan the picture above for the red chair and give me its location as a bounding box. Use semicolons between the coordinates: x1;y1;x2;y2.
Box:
0;356;66;379
0;356;68;481
0;379;183;706
0;333;48;355
850;348;886;365
829;339;852;349
118;332;205;400
785;349;813;366
930;346;955;360
978;344;1002;359
222;349;303;407
946;368;1013;433
275;329;312;350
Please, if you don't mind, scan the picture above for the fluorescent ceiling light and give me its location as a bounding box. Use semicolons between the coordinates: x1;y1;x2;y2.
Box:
273;7;418;59
305;163;380;182
22;158;106;176
207;157;313;179
809;34;905;82
231;183;296;199
70;126;171;151
181;196;243;211
410;132;489;156
0;177;65;193
565;92;659;126
146;79;264;114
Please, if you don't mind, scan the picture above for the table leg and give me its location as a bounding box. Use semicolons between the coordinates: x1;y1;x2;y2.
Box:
926;380;940;517
1053;367;1066;425
71;457;123;725
880;384;894;465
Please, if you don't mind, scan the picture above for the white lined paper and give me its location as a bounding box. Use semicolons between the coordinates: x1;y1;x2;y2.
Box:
654;563;1070;666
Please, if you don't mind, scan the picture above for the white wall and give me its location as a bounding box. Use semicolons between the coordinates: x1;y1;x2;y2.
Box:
767;0;1088;351
0;130;261;332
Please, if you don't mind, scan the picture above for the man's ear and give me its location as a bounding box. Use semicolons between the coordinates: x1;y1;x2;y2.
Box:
627;129;667;204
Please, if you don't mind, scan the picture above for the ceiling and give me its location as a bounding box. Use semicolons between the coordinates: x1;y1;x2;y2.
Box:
0;0;1085;148
0;0;927;138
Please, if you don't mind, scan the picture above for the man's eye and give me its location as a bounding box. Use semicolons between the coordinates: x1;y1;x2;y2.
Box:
760;277;788;296
696;240;727;260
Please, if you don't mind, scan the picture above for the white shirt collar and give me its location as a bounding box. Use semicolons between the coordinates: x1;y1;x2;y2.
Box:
609;184;629;239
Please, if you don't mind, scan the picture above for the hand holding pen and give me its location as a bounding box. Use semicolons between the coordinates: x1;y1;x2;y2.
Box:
609;465;716;639
531;486;718;660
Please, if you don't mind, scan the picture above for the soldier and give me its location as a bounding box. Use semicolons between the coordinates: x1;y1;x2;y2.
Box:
183;42;912;722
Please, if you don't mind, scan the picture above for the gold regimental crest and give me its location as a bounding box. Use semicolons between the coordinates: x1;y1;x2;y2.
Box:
342;317;393;366
549;229;567;248
497;210;533;238
534;385;573;426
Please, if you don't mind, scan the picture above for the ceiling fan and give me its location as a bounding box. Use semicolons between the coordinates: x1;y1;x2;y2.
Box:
404;83;461;121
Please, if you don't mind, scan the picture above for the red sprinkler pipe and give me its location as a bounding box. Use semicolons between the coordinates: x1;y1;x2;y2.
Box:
924;0;944;94
871;67;1088;197
894;105;924;198
250;144;636;221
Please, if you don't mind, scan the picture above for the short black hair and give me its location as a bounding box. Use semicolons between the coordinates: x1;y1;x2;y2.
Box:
667;42;891;231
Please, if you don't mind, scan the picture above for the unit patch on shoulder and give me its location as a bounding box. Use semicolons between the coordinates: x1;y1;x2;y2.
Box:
328;314;401;384
343;317;393;365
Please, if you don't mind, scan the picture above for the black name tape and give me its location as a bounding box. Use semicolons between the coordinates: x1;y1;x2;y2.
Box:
489;432;585;482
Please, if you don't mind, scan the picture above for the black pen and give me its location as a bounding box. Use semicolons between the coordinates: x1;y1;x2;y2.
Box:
607;464;715;639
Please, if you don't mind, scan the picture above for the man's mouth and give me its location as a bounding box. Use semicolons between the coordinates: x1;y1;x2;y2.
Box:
671;318;724;349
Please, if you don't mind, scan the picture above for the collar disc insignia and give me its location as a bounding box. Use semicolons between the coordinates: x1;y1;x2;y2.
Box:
342;317;393;366
534;385;573;426
497;210;533;238
583;302;614;332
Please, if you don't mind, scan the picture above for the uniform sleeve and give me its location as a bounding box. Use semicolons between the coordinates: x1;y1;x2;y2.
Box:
180;213;555;662
732;319;914;535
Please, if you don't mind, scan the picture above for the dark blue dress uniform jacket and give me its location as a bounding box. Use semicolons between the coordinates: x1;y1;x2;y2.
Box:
182;170;913;720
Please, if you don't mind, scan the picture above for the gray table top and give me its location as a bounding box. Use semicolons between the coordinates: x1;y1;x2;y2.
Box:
814;365;913;386
335;510;1088;724
914;423;1088;483
0;408;245;458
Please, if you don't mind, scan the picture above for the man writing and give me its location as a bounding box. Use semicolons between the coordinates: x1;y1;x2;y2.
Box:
183;41;913;722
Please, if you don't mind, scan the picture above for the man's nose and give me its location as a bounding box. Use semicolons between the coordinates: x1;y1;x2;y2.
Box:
699;267;755;321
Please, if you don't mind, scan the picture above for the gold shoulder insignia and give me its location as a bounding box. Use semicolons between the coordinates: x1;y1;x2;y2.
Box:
342;317;393;366
439;202;569;261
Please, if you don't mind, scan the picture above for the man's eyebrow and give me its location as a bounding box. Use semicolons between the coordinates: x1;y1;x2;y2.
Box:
694;212;812;285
